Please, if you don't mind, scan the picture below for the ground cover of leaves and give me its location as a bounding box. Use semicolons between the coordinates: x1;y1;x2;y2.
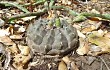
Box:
0;0;110;70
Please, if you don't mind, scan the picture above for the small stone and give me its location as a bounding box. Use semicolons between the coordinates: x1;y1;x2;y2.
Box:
0;18;4;27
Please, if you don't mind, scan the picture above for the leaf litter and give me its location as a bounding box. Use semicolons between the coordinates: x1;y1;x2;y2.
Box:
0;0;110;70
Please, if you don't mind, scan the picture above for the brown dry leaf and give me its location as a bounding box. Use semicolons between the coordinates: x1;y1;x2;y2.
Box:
16;20;25;24
77;38;90;55
90;45;102;52
77;43;90;55
0;10;4;13
13;54;31;70
62;56;70;64
62;56;72;70
81;20;102;34
13;25;26;34
17;26;25;33
88;51;110;56
0;18;4;27
6;12;12;17
88;17;100;21
18;45;30;56
10;35;22;40
81;25;96;33
0;29;10;36
91;9;100;14
0;36;14;45
77;30;86;38
9;44;31;69
62;0;68;5
73;24;81;30
91;30;106;37
104;32;110;38
62;56;79;70
88;31;110;53
29;61;38;67
21;16;36;21
8;24;26;35
58;60;68;70
8;44;19;54
17;0;25;4
61;0;72;5
91;0;98;2
47;10;55;19
6;25;14;35
71;61;79;70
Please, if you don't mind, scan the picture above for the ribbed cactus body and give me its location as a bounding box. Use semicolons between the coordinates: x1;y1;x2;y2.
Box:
27;19;78;55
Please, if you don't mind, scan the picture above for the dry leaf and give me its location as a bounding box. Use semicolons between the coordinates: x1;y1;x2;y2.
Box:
81;25;96;33
88;51;109;56
62;56;70;64
16;20;24;24
71;61;79;70
77;43;90;55
18;45;30;56
88;31;110;53
91;0;98;2
81;20;101;33
10;35;22;40
0;29;10;36
88;17;100;21
14;25;26;34
21;16;36;21
47;10;55;19
77;38;90;55
8;44;19;54
29;61;38;67
0;18;4;27
62;56;79;70
77;30;86;38
104;32;110;38
0;36;14;45
91;30;105;37
58;60;68;70
0;10;4;13
90;45;101;52
62;56;71;70
91;9;100;14
62;0;68;5
17;26;25;33
7;25;14;35
6;12;12;17
73;24;81;30
13;54;31;70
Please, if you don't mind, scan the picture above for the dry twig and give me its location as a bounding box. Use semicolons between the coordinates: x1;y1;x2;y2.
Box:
99;56;110;70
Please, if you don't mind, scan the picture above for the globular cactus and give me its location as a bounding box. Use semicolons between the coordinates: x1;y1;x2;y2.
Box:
27;18;78;56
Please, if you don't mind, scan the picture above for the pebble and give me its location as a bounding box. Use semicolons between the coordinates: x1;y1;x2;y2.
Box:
0;18;4;27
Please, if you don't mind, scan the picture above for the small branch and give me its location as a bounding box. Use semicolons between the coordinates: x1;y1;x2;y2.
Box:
8;8;47;21
99;56;110;70
7;6;78;22
80;12;110;20
100;61;103;70
6;6;110;22
51;6;110;20
51;6;78;16
0;1;29;13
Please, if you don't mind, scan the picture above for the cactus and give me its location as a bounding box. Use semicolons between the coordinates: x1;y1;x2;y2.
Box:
27;18;78;56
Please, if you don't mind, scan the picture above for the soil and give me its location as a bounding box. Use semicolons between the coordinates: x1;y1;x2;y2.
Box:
29;54;110;70
73;54;110;70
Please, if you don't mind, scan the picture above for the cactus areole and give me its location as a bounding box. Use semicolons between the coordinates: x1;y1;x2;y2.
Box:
27;18;79;56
